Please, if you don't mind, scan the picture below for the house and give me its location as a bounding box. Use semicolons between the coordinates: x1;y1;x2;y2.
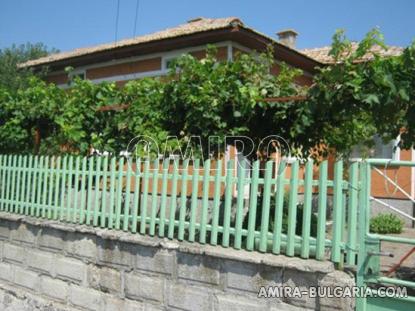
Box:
20;17;414;222
19;17;319;87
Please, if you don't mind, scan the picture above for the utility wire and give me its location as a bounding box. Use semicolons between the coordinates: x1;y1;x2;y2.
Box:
114;0;121;43
133;0;140;37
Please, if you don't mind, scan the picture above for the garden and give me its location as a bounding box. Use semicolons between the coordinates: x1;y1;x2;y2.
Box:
0;29;414;161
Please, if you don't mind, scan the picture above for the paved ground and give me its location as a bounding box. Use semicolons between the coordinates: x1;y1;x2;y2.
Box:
380;228;415;271
376;228;415;296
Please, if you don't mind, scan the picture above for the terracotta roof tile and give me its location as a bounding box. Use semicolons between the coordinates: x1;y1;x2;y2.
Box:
20;17;402;69
301;42;403;64
20;17;242;68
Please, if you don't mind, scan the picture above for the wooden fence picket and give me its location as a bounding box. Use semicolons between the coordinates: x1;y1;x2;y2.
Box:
0;154;360;263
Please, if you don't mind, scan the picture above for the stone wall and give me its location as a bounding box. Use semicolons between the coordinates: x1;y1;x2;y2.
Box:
0;212;354;311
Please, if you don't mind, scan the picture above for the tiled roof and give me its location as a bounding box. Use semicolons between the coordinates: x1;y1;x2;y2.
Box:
301;42;403;64
19;17;243;68
23;17;399;69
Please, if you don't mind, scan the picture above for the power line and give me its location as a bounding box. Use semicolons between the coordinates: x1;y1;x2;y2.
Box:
133;0;140;37
114;0;121;43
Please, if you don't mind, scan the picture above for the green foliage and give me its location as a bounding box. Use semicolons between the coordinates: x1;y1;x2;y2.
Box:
0;77;64;154
160;46;304;158
117;78;169;157
249;193;318;237
307;29;415;158
1;30;415;158
370;213;404;234
0;43;58;154
0;45;303;157
0;42;57;94
57;78;122;154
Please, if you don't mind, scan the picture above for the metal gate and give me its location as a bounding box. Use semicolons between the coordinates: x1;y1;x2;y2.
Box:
357;160;415;311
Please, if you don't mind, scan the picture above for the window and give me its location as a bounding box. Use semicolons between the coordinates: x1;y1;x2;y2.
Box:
163;56;178;72
68;70;86;85
350;135;400;160
372;137;397;159
72;72;85;80
165;58;177;69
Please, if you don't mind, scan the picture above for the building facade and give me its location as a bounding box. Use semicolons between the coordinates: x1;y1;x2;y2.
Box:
20;17;414;208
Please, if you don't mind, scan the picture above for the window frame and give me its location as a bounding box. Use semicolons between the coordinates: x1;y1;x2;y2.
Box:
349;135;401;161
68;69;86;82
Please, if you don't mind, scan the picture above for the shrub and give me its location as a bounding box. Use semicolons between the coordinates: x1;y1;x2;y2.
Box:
370;213;404;234
249;193;318;237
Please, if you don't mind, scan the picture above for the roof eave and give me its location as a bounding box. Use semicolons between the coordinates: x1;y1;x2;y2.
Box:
231;26;323;73
22;23;323;73
23;27;240;72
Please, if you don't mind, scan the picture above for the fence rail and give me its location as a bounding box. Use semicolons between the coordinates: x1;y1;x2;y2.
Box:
0;154;360;264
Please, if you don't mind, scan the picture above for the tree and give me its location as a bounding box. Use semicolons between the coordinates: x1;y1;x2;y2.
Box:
159;46;304;159
307;29;415;159
0;42;57;94
0;43;58;154
1;33;415;159
0;77;64;154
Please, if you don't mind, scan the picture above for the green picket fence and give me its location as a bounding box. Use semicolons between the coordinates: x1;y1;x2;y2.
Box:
0;154;360;264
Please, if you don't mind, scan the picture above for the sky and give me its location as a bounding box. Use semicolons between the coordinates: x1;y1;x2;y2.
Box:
1;0;415;53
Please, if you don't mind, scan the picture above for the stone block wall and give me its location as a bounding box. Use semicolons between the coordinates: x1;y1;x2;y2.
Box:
0;212;354;311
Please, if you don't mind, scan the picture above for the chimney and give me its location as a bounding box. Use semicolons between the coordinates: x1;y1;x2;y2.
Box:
276;29;298;49
187;17;204;23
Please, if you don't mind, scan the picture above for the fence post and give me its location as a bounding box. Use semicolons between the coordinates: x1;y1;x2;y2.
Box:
199;159;211;244
9;155;18;213
30;156;39;216
18;155;27;214
99;156;109;227
331;160;344;264
272;160;286;254
122;156;132;231
234;159;246;249
46;156;53;218
43;156;56;219
301;160;314;258
149;159;160;236
356;161;371;311
0;155;6;211
178;159;190;241
131;157;141;233
210;159;222;245
222;159;234;247
40;156;49;218
86;156;95;225
24;155;33;215
246;160;259;251
5;155;13;212
107;157;117;228
259;160;273;252
286;160;300;256
94;156;103;227
140;160;150;234
79;157;88;224
168;159;180;239
114;157;124;230
158;158;170;237
73;156;82;223
346;161;359;265
188;159;200;242
315;160;328;260
65;156;73;222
